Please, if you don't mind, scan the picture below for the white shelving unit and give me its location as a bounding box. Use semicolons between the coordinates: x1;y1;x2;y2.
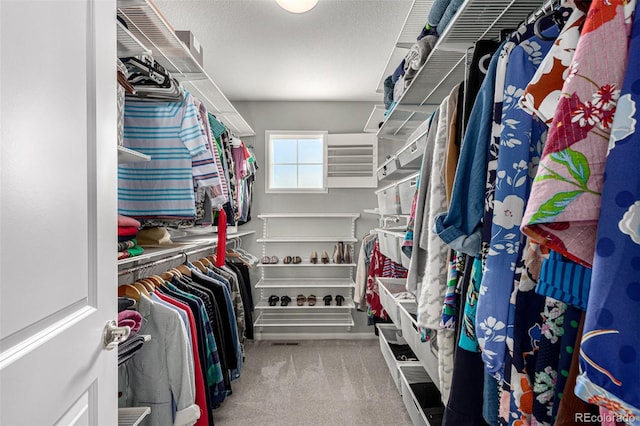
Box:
116;0;255;137
259;263;357;268
117;20;151;58
117;146;151;164
364;208;410;218
376;0;544;142
117;230;255;269
364;105;387;132
118;407;151;426
257;236;358;243
376;0;436;94
255;312;355;328
255;297;355;310
254;213;360;337
256;278;356;289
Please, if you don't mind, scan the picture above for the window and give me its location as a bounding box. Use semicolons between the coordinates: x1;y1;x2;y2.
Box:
266;131;328;193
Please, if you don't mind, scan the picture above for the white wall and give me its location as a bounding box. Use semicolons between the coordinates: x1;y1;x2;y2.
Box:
233;101;381;335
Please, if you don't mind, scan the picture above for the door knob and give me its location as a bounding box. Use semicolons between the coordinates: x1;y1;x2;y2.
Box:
103;320;131;350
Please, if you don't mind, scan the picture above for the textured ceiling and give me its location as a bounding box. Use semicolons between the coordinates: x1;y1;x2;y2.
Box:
153;0;413;102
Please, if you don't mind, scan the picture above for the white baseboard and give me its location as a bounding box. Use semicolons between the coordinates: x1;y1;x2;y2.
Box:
252;332;377;341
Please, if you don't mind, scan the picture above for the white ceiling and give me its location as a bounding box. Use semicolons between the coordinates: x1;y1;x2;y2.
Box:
153;0;413;102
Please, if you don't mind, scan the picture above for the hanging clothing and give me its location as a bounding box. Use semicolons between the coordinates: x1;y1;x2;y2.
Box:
521;0;635;267
153;291;212;426
576;0;640;417
366;241;407;320
417;95;450;332
118;91;224;223
355;233;378;310
477;22;558;379
434;42;504;256
118;295;200;426
405;108;440;293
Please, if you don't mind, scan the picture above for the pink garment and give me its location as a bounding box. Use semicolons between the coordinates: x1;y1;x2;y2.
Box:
118;309;142;335
521;0;634;267
117;214;141;229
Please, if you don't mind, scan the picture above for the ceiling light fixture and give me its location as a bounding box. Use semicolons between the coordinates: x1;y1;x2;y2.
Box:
276;0;319;14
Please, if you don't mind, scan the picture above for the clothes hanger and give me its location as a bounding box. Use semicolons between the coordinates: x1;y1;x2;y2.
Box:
132;282;151;298
169;267;183;276
117;70;136;95
199;257;213;268
176;264;192;277
192;260;207;273
118;284;141;301
534;7;566;41
123;56;171;88
137;279;155;293
148;276;165;287
160;270;175;282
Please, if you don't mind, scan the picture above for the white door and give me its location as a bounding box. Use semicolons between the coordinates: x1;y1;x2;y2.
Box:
0;0;117;424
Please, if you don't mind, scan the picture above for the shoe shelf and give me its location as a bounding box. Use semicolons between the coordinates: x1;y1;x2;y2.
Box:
255;278;356;289
259;262;357;268
258;213;361;218
254;298;355;310
256;236;358;243
254;213;360;337
254;312;355;328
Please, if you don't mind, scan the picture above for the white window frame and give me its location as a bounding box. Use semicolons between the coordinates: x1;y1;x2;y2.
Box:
265;130;328;194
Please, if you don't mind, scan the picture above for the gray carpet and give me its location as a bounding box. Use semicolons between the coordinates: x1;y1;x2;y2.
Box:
213;339;412;425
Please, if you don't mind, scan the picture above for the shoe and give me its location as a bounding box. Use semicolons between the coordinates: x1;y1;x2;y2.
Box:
308;295;317;306
268;295;280;306
262;256;271;265
270;256;279;264
342;244;352;264
323;295;332;306
283;256;293;264
321;251;330;264
297;294;306;306
293;256;302;264
310;251;318;264
281;295;292;306
332;242;343;264
335;295;345;306
417;24;438;40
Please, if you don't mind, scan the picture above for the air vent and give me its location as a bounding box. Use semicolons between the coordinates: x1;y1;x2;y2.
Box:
271;342;300;346
326;133;378;188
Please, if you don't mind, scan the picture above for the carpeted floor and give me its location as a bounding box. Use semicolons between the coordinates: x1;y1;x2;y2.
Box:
212;339;412;425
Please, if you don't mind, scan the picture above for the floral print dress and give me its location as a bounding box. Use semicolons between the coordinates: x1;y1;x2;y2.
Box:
521;0;636;267
476;23;558;380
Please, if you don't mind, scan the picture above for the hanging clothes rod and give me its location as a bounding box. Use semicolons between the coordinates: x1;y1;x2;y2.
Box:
117;235;244;278
117;243;216;277
527;0;561;24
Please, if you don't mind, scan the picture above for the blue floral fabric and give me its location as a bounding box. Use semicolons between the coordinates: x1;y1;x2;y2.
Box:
575;2;640;418
477;25;558;379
